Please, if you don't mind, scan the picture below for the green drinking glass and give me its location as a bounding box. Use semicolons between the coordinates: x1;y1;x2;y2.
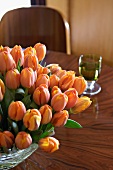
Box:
79;54;102;95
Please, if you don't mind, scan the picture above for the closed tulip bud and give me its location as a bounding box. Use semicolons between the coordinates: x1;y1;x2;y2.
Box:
46;64;62;74
36;64;44;75
0;45;11;53
64;88;78;109
23;109;41;131
39;104;52;124
37;64;50;76
34;43;46;62
51;93;68;111
73;76;87;95
0;131;14;149
51;86;62;98
43;67;50;74
33;84;50;105
23;54;39;71
39;137;60;153
8;101;26;121
0;51;16;73
35;74;50;88
15;131;32;150
70;96;92;114
54;69;67;78
20;67;37;88
24;47;36;57
59;72;75;91
0;79;5;101
5;69;20;89
49;74;59;88
10;45;24;66
51;110;69;127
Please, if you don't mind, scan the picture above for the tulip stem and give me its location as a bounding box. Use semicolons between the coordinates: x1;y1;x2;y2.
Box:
24;88;28;97
39;124;43;131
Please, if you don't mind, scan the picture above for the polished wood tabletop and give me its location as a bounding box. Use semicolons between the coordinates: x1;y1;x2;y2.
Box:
11;51;113;170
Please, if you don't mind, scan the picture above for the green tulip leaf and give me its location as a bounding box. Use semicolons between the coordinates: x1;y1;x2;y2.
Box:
16;59;21;72
30;101;38;109
22;95;31;109
64;119;82;128
2;87;15;111
7;118;19;135
38;126;55;140
31;130;43;142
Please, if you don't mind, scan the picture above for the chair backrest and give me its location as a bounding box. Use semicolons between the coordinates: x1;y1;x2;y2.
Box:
0;6;71;54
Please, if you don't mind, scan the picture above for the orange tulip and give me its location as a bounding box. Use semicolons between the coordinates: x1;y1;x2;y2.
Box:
46;64;62;74
24;46;36;58
64;88;78;109
51;93;68;111
51;110;69;127
54;69;67;78
0;45;11;53
39;137;60;153
70;96;92;114
33;84;50;106
37;64;50;76
59;72;75;91
39;104;52;124
0;51;16;72
8;101;26;121
15;131;32;150
73;76;87;95
0;79;5;101
23;54;39;71
20;67;37;88
23;109;41;131
10;45;24;66
51;86;62;98
5;69;20;89
0;131;14;149
43;67;50;74
34;43;46;62
35;74;50;88
49;74;59;88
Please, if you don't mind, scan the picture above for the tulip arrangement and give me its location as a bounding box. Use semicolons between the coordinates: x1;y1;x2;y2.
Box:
0;43;91;154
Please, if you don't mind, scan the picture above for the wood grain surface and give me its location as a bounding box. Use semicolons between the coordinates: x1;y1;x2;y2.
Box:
11;51;113;170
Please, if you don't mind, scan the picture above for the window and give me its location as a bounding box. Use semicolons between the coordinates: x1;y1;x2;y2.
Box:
0;0;31;20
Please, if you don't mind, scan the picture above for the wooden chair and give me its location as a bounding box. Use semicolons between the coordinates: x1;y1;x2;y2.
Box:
0;6;71;54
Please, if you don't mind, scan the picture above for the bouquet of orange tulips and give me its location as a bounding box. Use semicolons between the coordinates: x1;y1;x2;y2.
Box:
0;43;91;154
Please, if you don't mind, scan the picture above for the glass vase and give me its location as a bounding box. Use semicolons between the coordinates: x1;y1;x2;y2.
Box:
0;143;38;170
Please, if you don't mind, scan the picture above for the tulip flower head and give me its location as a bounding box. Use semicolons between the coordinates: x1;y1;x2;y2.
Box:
33;84;50;105
0;79;5;101
0;131;14;149
10;45;24;66
51;93;68;112
39;137;60;153
34;43;46;62
15;131;32;150
0;51;16;73
8;101;26;121
20;67;37;88
23;109;41;131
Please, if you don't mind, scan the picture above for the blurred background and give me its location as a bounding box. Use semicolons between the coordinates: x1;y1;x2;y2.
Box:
0;0;113;67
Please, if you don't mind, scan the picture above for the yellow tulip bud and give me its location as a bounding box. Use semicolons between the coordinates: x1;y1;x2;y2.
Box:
70;96;92;114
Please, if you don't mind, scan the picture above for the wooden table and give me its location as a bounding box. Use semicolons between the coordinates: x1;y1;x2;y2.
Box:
11;51;113;170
